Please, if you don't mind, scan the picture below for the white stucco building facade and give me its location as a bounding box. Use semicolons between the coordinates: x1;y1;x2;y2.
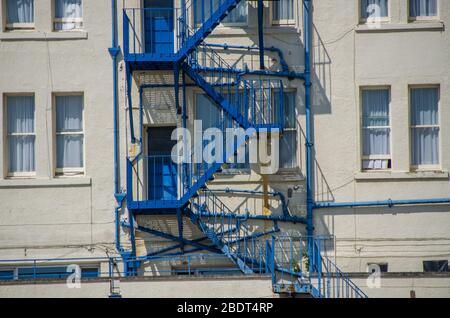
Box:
0;0;449;298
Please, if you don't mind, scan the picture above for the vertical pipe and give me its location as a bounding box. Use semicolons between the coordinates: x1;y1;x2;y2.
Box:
257;0;265;70
303;0;315;272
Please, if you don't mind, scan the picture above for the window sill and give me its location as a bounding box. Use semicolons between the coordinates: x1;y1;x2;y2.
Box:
0;31;88;41
355;22;444;33
0;177;92;188
355;171;449;182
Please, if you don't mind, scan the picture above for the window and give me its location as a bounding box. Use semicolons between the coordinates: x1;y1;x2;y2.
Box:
222;1;247;25
55;95;84;174
0;269;15;281
423;260;448;272
16;265;99;279
6;95;36;176
410;87;440;168
272;0;294;24
361;88;391;170
195;94;249;171
194;0;218;25
409;0;437;19
275;92;297;169
5;0;34;29
360;0;389;20
54;0;83;31
368;263;388;273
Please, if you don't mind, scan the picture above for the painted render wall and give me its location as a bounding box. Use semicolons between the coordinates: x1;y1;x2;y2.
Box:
0;0;449;298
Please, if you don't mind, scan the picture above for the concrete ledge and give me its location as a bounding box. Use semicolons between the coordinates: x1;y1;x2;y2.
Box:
0;274;270;286
0;31;88;41
355;22;444;33
355;171;449;182
0;177;92;188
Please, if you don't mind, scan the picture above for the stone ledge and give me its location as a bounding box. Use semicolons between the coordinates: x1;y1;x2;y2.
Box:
0;177;92;188
0;31;88;41
355;22;444;33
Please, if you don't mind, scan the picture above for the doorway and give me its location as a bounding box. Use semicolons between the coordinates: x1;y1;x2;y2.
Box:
147;126;177;201
144;0;174;54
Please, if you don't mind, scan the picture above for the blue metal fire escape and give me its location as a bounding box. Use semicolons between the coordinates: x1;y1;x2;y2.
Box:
118;0;367;298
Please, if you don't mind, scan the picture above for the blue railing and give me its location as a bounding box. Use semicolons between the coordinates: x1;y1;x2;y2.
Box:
123;0;243;60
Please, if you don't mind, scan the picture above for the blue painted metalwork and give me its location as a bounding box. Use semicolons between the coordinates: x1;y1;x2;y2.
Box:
117;0;376;296
302;0;315;272
257;0;265;70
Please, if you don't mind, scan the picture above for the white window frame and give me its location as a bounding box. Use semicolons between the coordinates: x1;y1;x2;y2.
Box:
408;0;439;22
270;0;296;26
53;0;83;31
4;0;35;30
360;86;392;171
54;93;85;176
359;0;390;25
5;94;36;178
409;85;441;171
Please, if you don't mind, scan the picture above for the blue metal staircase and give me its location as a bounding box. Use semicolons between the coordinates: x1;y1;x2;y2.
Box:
120;0;368;298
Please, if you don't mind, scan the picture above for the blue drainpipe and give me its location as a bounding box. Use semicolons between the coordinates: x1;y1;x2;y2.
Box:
109;0;126;256
303;0;314;271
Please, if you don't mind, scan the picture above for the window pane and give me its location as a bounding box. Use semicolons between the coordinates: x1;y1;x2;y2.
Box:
363;128;390;156
55;0;82;19
8;135;36;173
7;96;35;134
195;94;222;129
273;0;294;21
7;0;34;23
411;127;439;165
410;0;437;17
57;135;84;168
361;0;389;19
18;266;69;279
194;0;220;24
362;89;390;127
223;1;247;24
423;260;448;272
56;96;83;132
411;87;439;126
362;89;390;157
280;130;297;168
274;91;296;129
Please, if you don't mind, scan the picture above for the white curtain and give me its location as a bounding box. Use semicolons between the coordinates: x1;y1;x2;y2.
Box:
361;0;389;18
55;0;82;19
410;0;437;17
56;96;83;168
6;0;34;23
55;0;82;30
273;0;294;21
411;88;439;165
7;96;35;173
223;1;248;24
362;89;390;156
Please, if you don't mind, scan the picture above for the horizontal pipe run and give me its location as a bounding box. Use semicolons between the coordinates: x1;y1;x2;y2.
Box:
193;211;306;224
190;66;305;80
314;198;450;209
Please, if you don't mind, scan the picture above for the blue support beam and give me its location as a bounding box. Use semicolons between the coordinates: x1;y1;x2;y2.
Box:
257;0;265;70
122;223;222;254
